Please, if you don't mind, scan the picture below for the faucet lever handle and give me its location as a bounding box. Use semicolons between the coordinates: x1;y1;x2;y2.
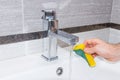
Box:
42;10;56;20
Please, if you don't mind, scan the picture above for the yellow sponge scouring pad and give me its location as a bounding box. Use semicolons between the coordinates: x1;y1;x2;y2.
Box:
73;44;96;67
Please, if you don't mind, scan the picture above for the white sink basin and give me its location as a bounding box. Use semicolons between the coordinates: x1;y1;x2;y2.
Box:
0;47;71;80
71;55;120;80
1;47;120;80
0;28;119;80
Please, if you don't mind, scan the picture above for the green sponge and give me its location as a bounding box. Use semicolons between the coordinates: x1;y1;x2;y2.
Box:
74;49;87;61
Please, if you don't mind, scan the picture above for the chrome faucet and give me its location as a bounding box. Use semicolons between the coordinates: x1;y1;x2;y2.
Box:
41;10;79;61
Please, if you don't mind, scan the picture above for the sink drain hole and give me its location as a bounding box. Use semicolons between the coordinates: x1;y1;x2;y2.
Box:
56;67;63;76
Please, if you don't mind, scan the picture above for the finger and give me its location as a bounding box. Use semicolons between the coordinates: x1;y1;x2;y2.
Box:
91;53;98;58
89;44;94;48
84;47;96;54
84;38;101;45
84;39;98;47
84;39;92;45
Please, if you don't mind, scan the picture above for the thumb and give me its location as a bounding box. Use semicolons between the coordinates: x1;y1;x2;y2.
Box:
84;47;96;54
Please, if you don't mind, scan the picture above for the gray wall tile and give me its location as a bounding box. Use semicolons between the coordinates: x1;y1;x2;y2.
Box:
58;14;110;29
0;0;23;36
23;0;113;33
0;0;114;35
111;0;120;24
0;0;115;35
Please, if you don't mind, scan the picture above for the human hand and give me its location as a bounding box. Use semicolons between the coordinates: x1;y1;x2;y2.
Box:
84;38;120;62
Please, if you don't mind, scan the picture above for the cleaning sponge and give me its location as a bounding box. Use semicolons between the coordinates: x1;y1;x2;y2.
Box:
73;44;96;67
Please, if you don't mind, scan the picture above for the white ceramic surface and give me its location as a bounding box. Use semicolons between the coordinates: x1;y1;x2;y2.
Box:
0;28;119;80
0;47;71;80
71;54;120;80
0;47;120;80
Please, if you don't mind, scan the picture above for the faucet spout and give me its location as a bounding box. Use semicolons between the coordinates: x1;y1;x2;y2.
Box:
50;30;79;46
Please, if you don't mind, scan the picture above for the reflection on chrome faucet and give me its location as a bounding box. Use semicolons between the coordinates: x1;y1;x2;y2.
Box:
41;10;79;61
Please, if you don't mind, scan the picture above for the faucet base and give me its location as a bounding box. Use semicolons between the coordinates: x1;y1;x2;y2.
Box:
41;55;58;61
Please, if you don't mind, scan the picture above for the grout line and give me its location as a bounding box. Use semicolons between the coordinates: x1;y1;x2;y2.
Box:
21;0;25;33
110;0;114;22
21;0;28;55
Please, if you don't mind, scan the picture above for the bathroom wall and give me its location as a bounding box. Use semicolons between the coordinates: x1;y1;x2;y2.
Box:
111;0;120;24
23;0;113;33
0;0;23;36
0;0;113;36
0;0;118;61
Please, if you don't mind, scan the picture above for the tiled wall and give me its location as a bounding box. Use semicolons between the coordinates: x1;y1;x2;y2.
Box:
0;0;113;36
0;0;23;36
24;0;112;32
0;0;119;61
58;0;112;29
111;0;120;24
